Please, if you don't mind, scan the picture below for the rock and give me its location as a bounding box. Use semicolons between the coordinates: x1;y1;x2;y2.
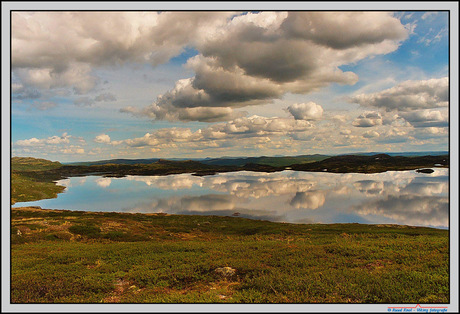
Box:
416;168;434;174
214;267;237;278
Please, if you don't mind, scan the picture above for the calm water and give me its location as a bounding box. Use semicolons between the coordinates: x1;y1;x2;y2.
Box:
13;169;449;228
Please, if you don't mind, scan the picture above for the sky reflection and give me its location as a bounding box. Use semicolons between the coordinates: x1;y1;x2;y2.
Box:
13;169;449;228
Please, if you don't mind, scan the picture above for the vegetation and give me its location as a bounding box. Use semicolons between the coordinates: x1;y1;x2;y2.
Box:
11;157;66;204
290;154;449;173
11;207;449;304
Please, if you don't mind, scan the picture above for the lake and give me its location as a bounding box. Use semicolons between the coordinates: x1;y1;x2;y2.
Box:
13;169;449;229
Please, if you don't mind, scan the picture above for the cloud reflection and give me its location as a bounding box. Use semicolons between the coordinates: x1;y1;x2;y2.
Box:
47;169;449;228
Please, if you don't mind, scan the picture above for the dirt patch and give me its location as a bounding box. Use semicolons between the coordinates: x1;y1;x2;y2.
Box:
102;278;132;303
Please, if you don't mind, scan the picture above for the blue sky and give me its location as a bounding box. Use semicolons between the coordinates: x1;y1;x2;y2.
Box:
11;11;450;162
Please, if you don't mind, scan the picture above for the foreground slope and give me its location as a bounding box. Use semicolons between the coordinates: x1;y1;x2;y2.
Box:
11;207;448;304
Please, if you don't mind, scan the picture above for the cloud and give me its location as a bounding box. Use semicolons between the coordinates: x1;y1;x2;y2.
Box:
398;109;448;128
286;102;324;120
109;115;314;150
349;77;448;112
12;83;41;100
352;111;383;127
14;63;97;94
16;133;70;147
363;130;380;138
280;12;408;49
94;134;111;144
12;11;234;93
124;11;408;121
14;133;86;156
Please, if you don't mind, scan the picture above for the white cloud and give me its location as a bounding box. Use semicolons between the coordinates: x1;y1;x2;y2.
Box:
94;134;111;144
16;133;70;147
286;102;324;120
14;133;86;158
363;130;380;138
352;112;383;127
398;109;448;128
349;77;448;112
12;11;234;93
124;11;408;121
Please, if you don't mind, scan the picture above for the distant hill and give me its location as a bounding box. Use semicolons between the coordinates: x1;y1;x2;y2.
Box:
199;155;330;167
64;152;449;167
291;154;449;173
67;155;331;167
345;151;449;157
67;158;160;166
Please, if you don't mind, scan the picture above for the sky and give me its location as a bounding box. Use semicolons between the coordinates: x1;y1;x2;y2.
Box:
10;11;450;162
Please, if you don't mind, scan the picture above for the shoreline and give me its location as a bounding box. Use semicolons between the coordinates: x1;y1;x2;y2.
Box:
11;206;449;230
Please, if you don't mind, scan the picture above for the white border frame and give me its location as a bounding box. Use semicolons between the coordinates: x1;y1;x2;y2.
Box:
2;2;458;313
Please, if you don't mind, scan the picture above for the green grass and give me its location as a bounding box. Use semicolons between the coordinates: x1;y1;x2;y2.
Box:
11;172;66;204
11;208;449;304
12;157;62;172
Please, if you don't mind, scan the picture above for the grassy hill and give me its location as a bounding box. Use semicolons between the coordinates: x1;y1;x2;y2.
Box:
12;157;62;172
11;157;66;204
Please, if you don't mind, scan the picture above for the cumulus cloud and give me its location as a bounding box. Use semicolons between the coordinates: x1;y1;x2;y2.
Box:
349;77;448;112
122;11;407;122
94;134;111;144
108;115;314;150
12;11;233;94
286;102;324;120
363;130;380;138
14;133;86;156
16;133;70;147
352;111;383;127
398;109;448;128
280;12;408;49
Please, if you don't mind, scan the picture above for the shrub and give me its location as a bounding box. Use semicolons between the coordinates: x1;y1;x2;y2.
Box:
68;225;101;238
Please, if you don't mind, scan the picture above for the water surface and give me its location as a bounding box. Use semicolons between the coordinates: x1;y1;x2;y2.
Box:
13;169;449;228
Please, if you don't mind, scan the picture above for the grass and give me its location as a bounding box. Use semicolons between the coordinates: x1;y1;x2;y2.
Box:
11;207;449;304
11;157;66;204
11;172;66;204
